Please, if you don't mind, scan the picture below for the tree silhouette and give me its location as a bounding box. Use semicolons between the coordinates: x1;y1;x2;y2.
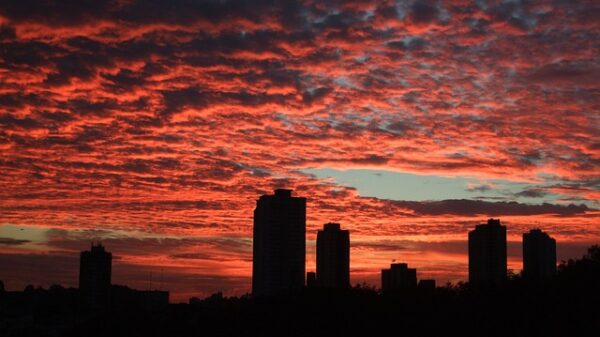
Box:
1;245;599;336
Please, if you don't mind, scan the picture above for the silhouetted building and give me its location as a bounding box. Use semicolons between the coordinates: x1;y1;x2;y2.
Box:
316;223;350;288
468;218;507;286
306;272;317;287
79;243;112;311
381;263;417;292
252;189;306;296
418;279;436;289
523;229;556;281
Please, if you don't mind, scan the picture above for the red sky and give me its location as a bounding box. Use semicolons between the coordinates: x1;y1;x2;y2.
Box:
0;0;599;302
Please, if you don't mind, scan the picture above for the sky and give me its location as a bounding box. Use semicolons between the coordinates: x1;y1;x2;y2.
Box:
0;0;599;303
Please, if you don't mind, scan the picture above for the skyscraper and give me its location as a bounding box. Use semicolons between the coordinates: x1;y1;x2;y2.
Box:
316;223;350;288
79;243;112;310
252;189;306;296
381;263;417;292
523;229;556;281
468;218;507;286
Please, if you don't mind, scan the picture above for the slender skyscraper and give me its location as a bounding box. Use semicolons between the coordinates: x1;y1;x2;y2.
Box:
79;243;112;310
468;218;507;286
316;223;350;288
252;189;306;296
523;229;556;281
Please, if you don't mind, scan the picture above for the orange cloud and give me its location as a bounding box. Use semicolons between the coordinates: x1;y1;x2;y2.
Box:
0;0;598;302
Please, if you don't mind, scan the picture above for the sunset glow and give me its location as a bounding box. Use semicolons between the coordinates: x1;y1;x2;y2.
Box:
0;0;598;302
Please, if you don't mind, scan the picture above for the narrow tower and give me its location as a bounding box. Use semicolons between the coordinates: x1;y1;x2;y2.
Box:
252;189;306;296
79;243;112;311
316;223;350;288
468;218;507;286
523;229;556;281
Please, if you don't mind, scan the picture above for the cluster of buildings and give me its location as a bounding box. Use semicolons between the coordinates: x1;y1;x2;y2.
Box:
381;263;436;292
79;243;169;312
252;189;558;296
469;218;557;285
66;188;560;303
252;189;351;296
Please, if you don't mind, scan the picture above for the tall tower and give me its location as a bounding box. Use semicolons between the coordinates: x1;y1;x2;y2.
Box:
523;229;556;281
468;218;507;286
316;223;350;288
79;243;112;310
252;189;306;296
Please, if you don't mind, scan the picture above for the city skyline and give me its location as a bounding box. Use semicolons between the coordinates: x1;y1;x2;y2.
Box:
0;0;599;303
1;188;570;301
1;191;597;302
2;238;598;336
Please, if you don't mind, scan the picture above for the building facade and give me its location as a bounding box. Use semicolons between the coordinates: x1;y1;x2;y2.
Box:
523;229;556;281
252;189;306;296
468;218;507;286
316;223;350;288
79;243;112;310
381;263;417;292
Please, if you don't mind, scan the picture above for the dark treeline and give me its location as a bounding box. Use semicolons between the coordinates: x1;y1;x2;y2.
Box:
1;245;599;337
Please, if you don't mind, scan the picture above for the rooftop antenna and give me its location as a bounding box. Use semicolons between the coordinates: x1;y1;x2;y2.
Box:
149;271;153;291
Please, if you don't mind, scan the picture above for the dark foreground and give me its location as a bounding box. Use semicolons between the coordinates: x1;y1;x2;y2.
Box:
2;246;599;337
